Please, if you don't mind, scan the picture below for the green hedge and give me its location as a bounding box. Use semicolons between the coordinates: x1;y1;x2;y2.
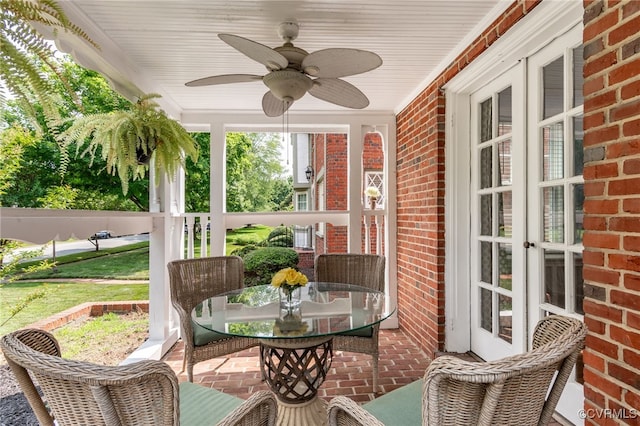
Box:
266;226;293;247
242;247;299;287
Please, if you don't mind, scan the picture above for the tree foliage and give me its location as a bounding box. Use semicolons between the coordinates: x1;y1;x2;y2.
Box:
184;132;210;213
2;56;290;213
0;125;37;201
0;58;147;210
0;0;96;126
225;132;292;212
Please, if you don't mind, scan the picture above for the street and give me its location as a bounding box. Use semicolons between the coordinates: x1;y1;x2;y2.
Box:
4;234;149;263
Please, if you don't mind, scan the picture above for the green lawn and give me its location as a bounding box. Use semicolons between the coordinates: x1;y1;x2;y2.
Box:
20;242;150;280
0;281;149;336
53;311;149;362
187;224;273;256
226;224;271;253
1;225;273;337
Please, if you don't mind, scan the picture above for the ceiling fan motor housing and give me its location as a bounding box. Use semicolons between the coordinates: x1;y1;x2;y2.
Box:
263;70;313;102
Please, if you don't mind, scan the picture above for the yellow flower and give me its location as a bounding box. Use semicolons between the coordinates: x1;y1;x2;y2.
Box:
271;267;308;288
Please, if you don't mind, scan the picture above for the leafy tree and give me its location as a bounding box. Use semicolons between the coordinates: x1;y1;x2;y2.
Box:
225;132;290;212
37;184;78;209
0;0;95;126
184;132;210;213
0;126;52;325
271;175;293;211
1;58;150;210
0;125;37;201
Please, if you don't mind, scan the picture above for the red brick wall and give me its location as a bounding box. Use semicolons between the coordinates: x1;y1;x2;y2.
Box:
363;132;384;171
325;134;348;252
395;0;541;359
313;132;385;254
582;0;640;420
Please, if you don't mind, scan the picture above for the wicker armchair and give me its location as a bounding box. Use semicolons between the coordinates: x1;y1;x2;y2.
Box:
328;315;587;426
167;256;259;381
0;328;277;426
315;253;386;391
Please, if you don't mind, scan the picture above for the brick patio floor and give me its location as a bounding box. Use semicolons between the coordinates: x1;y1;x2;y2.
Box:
161;328;430;403
161;329;566;425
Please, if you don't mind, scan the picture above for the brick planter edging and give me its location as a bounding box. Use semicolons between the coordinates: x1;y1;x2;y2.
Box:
26;301;150;332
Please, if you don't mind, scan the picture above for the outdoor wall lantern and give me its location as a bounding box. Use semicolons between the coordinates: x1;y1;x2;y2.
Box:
305;165;314;181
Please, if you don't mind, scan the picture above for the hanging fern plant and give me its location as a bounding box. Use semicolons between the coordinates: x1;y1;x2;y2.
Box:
57;93;199;194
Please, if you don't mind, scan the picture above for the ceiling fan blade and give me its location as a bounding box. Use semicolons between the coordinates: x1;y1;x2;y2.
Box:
262;91;293;117
302;49;382;78
219;34;288;71
185;74;262;87
308;78;369;109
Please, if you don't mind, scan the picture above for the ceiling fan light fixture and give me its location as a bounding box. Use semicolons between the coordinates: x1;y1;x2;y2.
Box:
263;70;313;101
278;21;299;43
186;21;382;117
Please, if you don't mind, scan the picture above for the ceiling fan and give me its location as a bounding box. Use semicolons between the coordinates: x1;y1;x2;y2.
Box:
185;21;383;117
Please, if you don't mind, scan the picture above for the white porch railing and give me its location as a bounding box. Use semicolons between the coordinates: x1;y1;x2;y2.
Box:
177;210;386;258
0;207;394;363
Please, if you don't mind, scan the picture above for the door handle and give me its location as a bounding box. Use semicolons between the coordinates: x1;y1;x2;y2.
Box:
523;241;535;248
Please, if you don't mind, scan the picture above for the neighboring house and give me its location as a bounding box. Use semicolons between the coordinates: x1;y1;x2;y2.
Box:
291;132;384;255
1;1;639;424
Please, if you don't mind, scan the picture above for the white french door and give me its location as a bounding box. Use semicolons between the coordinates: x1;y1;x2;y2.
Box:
526;23;584;425
469;63;526;360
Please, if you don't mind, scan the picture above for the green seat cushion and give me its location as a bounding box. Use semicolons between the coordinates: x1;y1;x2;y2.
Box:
179;382;243;425
363;379;422;425
339;326;373;337
192;320;228;346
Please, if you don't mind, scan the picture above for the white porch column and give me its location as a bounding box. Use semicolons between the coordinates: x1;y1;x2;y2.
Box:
379;123;398;329
210;120;226;256
123;168;180;364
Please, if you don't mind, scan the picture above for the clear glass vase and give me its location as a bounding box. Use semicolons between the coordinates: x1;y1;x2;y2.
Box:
279;286;302;312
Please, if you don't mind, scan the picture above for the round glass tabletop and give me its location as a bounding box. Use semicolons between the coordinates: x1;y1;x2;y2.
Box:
191;282;394;340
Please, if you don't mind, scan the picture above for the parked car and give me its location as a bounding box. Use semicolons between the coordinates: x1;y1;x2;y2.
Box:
91;230;112;239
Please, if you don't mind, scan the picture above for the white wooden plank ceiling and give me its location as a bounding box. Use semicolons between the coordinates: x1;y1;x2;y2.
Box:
59;1;507;117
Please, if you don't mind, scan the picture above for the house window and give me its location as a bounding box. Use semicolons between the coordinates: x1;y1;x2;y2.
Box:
296;193;308;211
365;172;384;207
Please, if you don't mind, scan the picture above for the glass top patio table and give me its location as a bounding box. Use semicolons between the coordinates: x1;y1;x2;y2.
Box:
191;282;393;426
191;281;394;340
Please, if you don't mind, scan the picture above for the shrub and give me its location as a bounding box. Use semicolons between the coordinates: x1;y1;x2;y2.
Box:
230;244;259;258
230;235;262;246
266;226;293;247
243;247;299;287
